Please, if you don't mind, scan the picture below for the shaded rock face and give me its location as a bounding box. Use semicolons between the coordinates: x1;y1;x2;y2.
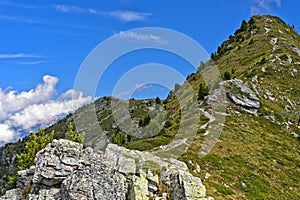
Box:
227;92;260;113
224;79;260;114
1;139;211;200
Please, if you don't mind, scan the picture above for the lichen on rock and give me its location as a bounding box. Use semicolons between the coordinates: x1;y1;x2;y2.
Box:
1;139;211;200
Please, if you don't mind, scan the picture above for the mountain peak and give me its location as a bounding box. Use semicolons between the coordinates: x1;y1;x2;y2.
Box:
212;15;299;63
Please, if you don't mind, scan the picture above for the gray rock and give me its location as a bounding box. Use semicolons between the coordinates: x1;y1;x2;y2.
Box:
222;78;260;113
287;55;292;64
263;114;276;123
291;69;298;77
129;172;149;200
291;132;299;138
17;166;35;190
241;182;247;188
28;188;61;200
61;166;127;200
292;47;300;56
205;172;211;179
2;139;211;200
227;92;260;113
195;164;201;173
171;170;206;200
270;37;277;45
0;189;22;200
225;79;259;100
33;139;84;187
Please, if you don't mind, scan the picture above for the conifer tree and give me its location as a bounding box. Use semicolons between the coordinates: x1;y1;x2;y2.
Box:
16;128;54;170
198;83;209;100
66;122;85;144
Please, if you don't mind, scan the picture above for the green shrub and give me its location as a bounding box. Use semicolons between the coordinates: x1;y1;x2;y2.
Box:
259;57;267;65
155;97;161;104
16;128;54;171
66;122;85;144
139;115;151;127
8;175;18;188
7;128;54;190
198;83;209;100
223;71;232;80
112;132;126;146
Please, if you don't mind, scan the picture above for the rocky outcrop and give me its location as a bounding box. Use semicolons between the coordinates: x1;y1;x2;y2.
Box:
227;92;260;113
224;79;260;114
0;189;22;200
292;47;300;56
1;139;212;200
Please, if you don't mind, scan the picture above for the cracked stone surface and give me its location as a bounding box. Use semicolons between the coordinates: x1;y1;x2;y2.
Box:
1;139;211;200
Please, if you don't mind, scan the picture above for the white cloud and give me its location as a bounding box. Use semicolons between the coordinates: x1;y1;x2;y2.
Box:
53;4;98;14
0;53;43;59
116;31;168;45
251;0;281;14
135;83;154;91
0;124;15;144
107;10;151;22
0;75;91;144
0;53;46;66
53;5;151;22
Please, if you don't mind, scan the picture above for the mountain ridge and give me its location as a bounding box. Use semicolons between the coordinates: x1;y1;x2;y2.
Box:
1;14;299;199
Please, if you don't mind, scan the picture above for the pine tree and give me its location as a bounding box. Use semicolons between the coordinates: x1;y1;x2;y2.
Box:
16;128;54;171
112;132;126;145
66;122;85;144
155;96;161;104
223;71;232;80
198;83;209;100
240;20;247;31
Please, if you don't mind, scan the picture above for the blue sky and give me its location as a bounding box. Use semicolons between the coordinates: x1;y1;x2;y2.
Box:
0;0;299;144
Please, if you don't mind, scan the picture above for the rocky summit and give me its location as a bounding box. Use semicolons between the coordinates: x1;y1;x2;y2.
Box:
1;139;212;200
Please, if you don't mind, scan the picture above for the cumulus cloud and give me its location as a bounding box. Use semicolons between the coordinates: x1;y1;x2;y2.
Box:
0;124;15;144
0;75;91;145
251;0;281;14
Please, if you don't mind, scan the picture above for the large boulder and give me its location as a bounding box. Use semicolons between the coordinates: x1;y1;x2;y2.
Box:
1;139;212;200
0;189;22;200
227;92;260;113
224;78;260;113
171;170;206;200
60;167;127;200
32;139;86;187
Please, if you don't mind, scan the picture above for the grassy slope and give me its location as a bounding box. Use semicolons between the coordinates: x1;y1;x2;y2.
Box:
179;15;300;199
127;15;300;199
